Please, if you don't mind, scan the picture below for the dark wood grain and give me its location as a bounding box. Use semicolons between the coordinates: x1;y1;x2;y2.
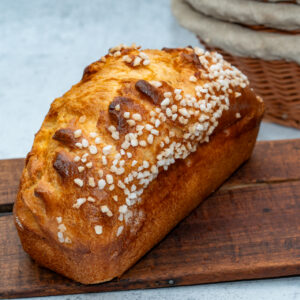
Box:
0;140;300;298
223;139;300;188
0;158;24;212
1;140;299;209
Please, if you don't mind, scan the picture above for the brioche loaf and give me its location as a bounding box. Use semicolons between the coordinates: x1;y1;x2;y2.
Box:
14;44;264;284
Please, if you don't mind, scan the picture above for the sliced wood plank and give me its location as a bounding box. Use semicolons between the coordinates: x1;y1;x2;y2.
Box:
0;140;300;210
0;158;24;212
1;139;300;298
1;181;300;298
224;139;300;188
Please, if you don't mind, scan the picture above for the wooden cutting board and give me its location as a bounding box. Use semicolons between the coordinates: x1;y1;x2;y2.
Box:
0;139;300;299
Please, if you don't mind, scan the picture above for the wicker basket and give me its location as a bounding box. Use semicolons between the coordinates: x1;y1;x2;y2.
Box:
257;0;298;3
199;37;300;129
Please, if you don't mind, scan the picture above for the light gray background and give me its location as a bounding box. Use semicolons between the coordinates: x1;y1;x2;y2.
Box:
0;0;299;299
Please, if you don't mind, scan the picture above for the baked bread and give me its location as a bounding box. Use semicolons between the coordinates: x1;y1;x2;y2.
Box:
14;44;264;284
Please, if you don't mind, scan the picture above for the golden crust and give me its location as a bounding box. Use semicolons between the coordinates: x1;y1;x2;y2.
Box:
14;45;264;284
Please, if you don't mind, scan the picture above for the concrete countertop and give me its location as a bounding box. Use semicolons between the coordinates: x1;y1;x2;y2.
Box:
1;0;299;299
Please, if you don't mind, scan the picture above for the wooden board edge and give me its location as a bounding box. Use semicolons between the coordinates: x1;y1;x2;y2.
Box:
2;263;300;299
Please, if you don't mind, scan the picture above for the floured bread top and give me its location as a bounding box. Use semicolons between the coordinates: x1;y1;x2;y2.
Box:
17;44;253;247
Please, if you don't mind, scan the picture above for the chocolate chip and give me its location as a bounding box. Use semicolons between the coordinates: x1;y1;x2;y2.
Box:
181;52;203;69
108;97;129;133
135;80;160;104
162;47;180;53
53;128;76;148
53;152;75;178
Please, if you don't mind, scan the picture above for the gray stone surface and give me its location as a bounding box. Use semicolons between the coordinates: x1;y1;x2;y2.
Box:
1;0;300;299
17;277;300;300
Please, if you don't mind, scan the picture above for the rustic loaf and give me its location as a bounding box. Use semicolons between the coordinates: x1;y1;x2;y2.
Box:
14;44;264;284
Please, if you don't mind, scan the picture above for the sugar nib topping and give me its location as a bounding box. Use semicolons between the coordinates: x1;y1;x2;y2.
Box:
54;45;249;242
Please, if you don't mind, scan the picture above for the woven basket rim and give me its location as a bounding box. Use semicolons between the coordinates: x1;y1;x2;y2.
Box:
199;38;300;129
